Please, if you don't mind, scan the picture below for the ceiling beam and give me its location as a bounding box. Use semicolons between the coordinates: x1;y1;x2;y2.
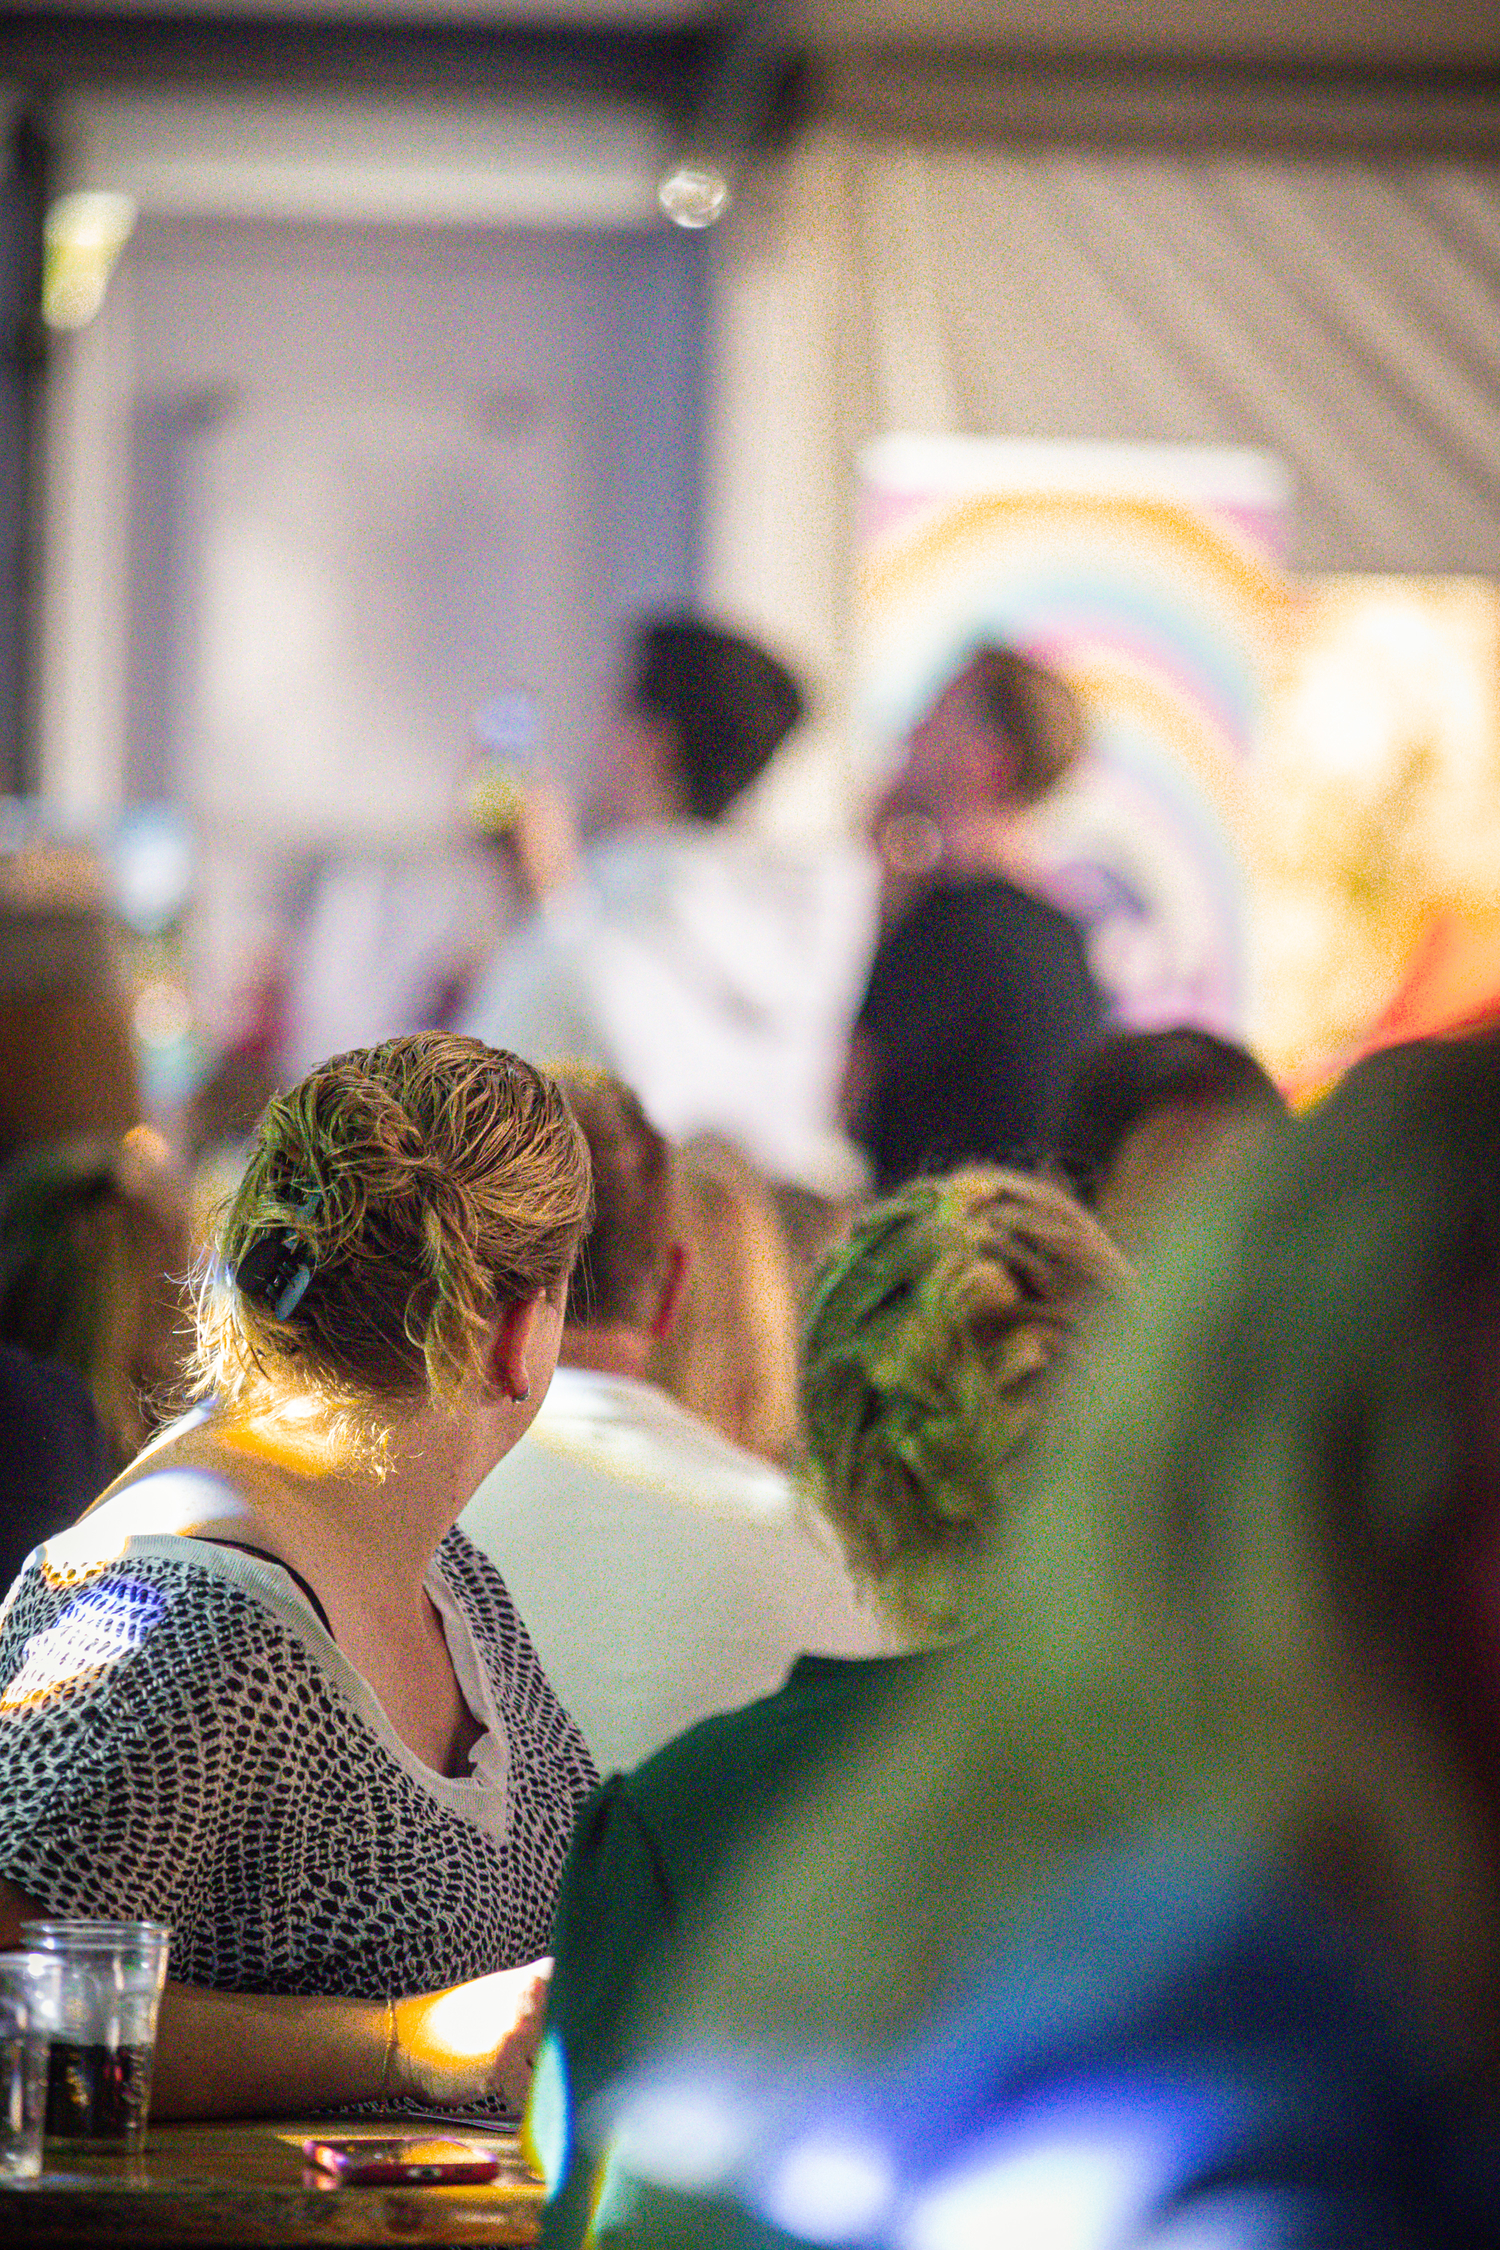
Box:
818;48;1500;154
0;9;726;120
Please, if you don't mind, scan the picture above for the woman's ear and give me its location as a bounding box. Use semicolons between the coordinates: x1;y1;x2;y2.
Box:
649;1242;691;1345
491;1292;547;1404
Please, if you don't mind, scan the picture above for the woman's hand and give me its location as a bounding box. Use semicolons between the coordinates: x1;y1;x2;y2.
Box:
388;1957;552;2110
7;1868;554;2120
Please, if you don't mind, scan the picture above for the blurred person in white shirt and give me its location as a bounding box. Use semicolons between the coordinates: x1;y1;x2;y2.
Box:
459;1066;886;1777
459;618;874;1198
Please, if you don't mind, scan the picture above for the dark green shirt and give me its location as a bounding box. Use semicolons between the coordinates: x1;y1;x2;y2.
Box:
535;1651;928;2242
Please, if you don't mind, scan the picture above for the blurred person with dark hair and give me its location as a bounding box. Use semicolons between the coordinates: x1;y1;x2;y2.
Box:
573;1033;1500;2250
532;1166;1124;2242
461;1066;881;1779
1051;1023;1287;1254
646;1139;801;1467
0;1135;191;1472
461;617;874;1196
847;645;1105;1192
625;620;803;827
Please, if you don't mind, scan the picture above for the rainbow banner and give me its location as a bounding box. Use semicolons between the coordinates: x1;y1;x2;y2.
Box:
856;435;1294;1049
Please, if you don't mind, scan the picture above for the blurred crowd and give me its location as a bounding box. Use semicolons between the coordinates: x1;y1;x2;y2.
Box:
2;607;1497;2250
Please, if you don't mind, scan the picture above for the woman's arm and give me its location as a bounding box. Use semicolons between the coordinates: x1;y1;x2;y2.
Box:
0;1876;549;2119
152;1981;391;2116
152;1963;550;2118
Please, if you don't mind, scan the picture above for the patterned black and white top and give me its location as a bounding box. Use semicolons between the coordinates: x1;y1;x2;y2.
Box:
0;1496;597;2003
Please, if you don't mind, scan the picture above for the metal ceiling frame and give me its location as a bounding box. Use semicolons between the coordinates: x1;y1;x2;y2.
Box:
0;8;727;119
820;46;1500;156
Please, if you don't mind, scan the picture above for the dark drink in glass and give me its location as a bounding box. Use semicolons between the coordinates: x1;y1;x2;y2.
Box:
19;1921;170;2154
44;2040;153;2142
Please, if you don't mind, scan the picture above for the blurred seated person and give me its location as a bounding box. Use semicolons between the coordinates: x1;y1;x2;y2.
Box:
0;871;142;1156
461;1068;884;1778
0;1035;597;2119
0;1346;110;1590
846;645;1104;1193
460;617;874;1197
646;1138;800;1466
1051;1024;1287;1255
580;1034;1500;2249
532;1165;1124;2241
0;1134;191;1471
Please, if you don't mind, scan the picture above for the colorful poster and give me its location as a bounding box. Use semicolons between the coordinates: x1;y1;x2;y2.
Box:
1249;576;1500;1091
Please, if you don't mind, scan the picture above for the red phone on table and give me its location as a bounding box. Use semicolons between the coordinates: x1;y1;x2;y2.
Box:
302;2136;501;2185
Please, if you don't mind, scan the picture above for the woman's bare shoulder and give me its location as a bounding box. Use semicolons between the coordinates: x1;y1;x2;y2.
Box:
78;1413;265;1552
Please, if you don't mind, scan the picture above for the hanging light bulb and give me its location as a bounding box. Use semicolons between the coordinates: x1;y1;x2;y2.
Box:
657;159;734;230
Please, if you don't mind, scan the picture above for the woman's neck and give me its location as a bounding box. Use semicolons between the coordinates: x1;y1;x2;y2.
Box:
936;805;1033;886
119;1394;509;1608
239;1404;496;1587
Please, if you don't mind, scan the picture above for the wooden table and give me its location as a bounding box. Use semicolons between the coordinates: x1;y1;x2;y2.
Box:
0;2117;545;2244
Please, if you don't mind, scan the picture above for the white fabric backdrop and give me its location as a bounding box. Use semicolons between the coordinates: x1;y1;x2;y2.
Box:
706;127;1500;839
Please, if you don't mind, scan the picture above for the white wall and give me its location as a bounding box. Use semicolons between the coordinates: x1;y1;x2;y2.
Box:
40;89;703;821
37;93;705;1046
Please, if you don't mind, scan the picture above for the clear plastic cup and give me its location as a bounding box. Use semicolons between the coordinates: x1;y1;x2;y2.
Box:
0;1955;56;2181
19;1921;170;2151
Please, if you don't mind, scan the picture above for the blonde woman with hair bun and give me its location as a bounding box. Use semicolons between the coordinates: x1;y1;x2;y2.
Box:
533;1162;1123;2236
0;1034;598;2123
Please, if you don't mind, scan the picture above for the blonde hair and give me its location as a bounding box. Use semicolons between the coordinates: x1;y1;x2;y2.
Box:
802;1166;1124;1636
648;1140;800;1466
190;1035;591;1457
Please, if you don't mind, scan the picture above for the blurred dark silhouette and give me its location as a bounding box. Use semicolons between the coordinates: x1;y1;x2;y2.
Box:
567;1034;1500;2250
0;1345;110;1591
0;1137;190;1472
1051;1023;1287;1252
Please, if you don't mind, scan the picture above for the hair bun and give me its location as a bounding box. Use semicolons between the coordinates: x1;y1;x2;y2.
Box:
802;1167;1123;1635
190;1035;591;1455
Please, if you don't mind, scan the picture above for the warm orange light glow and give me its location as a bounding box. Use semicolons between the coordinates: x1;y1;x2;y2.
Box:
218;1402;344;1475
121;1124;172;1166
394;1959;552;2110
404;1958;551;2071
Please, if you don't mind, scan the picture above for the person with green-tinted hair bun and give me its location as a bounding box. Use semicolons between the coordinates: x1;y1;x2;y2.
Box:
800;1168;1125;1643
531;1164;1125;2245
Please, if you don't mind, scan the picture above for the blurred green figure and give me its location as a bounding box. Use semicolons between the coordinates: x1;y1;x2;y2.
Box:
534;1165;1124;2240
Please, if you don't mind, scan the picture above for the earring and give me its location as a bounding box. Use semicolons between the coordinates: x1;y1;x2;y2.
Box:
512;1383;531;1404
